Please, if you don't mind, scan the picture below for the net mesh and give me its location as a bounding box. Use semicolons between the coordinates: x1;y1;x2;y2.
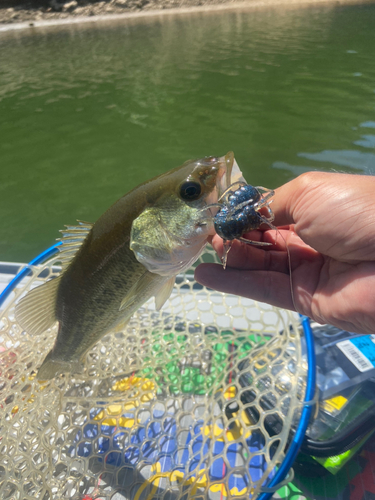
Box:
0;247;305;500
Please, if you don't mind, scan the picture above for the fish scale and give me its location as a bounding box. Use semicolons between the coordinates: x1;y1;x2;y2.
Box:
15;152;246;379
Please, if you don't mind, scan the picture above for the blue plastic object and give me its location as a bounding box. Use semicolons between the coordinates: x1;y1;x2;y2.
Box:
0;241;62;309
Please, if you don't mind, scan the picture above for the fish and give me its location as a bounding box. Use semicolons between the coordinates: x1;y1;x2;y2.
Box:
15;152;245;380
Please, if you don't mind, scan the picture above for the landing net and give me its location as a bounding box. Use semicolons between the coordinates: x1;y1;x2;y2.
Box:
0;248;307;500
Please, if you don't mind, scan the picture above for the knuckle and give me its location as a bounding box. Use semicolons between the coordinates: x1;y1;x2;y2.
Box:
295;171;321;192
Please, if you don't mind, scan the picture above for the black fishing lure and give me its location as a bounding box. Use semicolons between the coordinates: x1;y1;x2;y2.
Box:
214;183;275;268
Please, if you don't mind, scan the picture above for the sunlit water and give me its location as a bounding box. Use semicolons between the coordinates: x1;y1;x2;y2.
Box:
0;3;374;262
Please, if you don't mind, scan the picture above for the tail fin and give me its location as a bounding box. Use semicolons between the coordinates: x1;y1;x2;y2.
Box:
37;350;82;380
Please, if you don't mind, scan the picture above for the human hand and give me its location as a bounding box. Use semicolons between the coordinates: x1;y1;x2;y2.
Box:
195;171;375;334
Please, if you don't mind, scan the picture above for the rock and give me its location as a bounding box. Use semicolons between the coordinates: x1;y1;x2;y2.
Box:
74;6;86;14
62;0;78;11
49;0;77;11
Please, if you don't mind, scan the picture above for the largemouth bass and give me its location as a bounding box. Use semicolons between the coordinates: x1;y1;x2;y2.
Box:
15;152;245;380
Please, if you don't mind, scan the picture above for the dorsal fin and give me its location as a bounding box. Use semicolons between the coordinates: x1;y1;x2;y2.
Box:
15;276;61;336
58;220;93;271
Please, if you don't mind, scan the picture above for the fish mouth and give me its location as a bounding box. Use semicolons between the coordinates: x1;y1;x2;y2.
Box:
218;151;247;199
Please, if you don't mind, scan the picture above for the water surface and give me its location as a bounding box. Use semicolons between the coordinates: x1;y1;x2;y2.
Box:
0;3;374;261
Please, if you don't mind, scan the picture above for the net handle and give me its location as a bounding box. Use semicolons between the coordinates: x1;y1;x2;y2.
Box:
259;468;294;493
258;315;316;500
0;242;62;309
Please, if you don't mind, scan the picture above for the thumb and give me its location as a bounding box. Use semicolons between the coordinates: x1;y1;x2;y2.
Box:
269;172;319;227
270;171;357;227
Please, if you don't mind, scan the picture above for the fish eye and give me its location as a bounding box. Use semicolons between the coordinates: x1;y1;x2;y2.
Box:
179;181;202;201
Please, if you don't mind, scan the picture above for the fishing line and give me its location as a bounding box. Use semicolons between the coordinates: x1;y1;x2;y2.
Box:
265;221;298;314
207;180;298;313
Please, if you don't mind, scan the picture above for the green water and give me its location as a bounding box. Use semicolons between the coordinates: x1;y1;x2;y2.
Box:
0;3;374;262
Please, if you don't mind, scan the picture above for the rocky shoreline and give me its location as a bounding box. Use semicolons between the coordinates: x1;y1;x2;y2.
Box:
0;0;372;26
0;0;244;24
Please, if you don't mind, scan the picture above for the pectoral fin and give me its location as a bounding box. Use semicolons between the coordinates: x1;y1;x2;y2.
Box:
15;276;61;335
119;271;160;313
119;271;172;315
155;276;175;310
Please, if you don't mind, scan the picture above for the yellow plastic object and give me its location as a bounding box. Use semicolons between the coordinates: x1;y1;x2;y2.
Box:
321;395;348;413
0;248;305;500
